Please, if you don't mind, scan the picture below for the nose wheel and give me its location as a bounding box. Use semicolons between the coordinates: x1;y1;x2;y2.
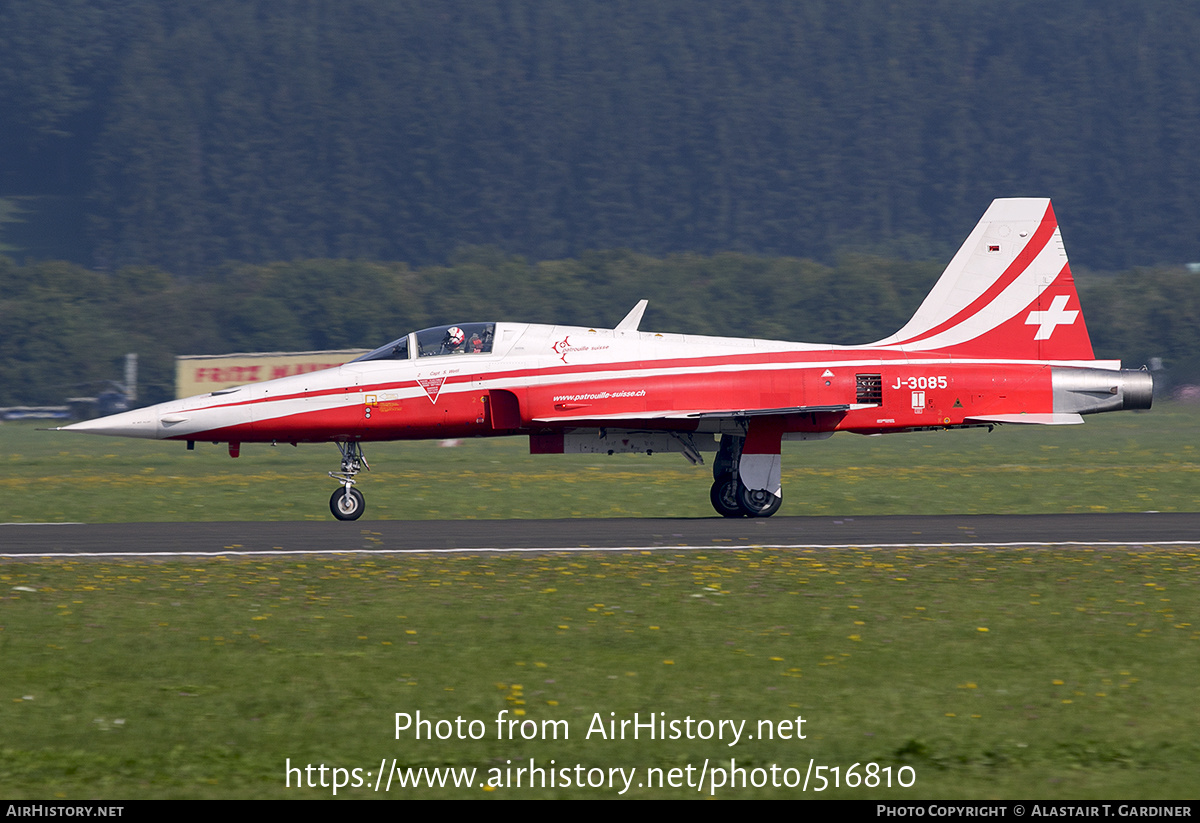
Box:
328;441;369;521
330;487;366;520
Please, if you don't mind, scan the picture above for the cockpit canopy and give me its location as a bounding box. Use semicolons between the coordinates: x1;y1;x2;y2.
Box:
353;322;496;362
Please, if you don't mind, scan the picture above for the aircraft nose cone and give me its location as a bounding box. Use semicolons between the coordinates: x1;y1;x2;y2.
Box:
59;408;161;438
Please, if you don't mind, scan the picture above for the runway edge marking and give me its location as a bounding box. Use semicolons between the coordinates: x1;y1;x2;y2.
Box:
5;540;1200;559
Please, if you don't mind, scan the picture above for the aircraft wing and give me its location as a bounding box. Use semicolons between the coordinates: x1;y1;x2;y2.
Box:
531;404;853;424
686;403;853;419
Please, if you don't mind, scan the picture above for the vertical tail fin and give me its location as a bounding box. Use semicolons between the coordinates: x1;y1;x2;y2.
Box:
871;198;1095;361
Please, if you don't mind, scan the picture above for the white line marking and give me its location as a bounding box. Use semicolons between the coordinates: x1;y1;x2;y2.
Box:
4;540;1200;559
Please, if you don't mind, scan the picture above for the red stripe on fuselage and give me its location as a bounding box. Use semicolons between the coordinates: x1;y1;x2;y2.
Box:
166;360;1058;444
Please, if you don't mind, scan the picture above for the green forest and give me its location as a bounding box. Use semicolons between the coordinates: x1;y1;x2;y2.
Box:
1;254;1194;407
1;1;1198;404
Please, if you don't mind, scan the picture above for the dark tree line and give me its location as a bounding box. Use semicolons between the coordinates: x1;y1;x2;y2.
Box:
1;0;1199;274
2;1;1198;408
2;254;1195;407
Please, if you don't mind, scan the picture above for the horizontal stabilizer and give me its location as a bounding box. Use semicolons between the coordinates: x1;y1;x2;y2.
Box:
964;413;1084;425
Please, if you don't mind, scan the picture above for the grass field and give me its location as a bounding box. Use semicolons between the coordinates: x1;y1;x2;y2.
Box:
1;405;1196;522
1;406;1198;799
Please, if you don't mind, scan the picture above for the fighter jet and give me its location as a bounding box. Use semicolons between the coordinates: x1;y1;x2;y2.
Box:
55;198;1152;520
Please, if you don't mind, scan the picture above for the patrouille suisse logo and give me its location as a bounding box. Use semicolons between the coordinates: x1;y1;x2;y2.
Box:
552;336;610;364
553;336;572;363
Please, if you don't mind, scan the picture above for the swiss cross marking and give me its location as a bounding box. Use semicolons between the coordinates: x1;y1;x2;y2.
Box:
1025;295;1079;340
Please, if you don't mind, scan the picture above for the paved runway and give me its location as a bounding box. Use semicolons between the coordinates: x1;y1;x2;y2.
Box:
2;512;1197;557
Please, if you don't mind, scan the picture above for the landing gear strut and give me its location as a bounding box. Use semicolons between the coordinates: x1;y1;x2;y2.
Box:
710;434;782;518
329;441;369;521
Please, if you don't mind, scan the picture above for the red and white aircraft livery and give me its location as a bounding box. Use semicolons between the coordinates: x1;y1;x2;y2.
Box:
57;198;1152;520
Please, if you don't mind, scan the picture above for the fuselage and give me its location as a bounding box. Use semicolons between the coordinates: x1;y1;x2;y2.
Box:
63;320;1152;447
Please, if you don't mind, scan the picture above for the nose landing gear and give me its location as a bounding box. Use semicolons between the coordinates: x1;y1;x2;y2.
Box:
329;441;369;521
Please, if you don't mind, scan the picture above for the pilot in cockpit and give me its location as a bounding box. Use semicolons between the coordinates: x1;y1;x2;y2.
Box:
442;326;466;354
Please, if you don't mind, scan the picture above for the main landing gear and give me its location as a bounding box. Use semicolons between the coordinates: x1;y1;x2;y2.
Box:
329;441;369;520
709;434;782;518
